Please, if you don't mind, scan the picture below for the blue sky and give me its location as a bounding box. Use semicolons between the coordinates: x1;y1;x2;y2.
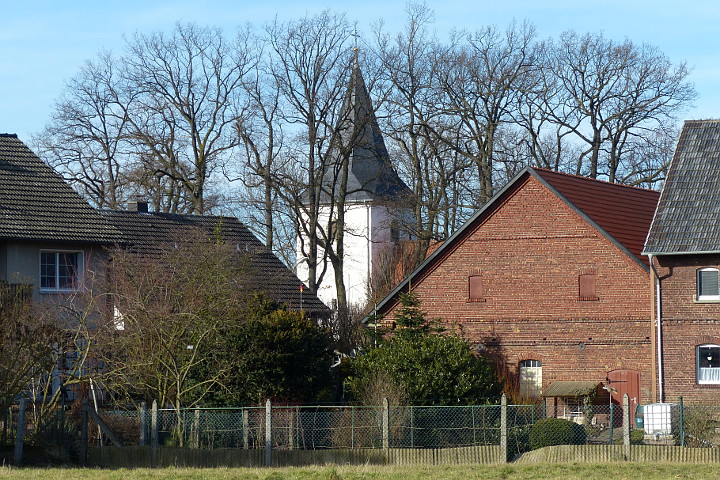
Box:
2;0;719;142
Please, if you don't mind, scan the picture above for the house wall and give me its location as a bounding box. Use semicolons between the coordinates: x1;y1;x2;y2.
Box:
384;176;653;403
655;254;720;403
0;240;107;301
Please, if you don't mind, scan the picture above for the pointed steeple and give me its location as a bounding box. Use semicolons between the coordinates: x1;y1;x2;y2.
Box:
325;52;410;203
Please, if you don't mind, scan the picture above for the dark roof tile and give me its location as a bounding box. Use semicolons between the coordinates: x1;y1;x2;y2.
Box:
101;210;330;316
644;120;720;254
0;135;122;243
323;58;410;202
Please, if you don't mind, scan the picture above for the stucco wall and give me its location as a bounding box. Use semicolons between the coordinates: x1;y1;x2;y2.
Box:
0;240;107;301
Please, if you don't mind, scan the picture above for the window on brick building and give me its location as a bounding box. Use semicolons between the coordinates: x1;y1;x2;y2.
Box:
697;268;720;300
578;274;598;301
519;359;542;397
468;275;485;302
697;344;720;384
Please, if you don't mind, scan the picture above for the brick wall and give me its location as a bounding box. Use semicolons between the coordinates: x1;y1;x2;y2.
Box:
655;254;720;403
384;175;653;402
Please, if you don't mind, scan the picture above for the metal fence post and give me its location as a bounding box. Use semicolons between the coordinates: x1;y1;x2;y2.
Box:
608;403;614;444
139;402;147;446
2;407;7;444
265;399;272;467
13;398;26;465
622;393;630;460
500;394;507;463
382;398;389;450
288;407;295;450
410;405;414;448
679;396;684;446
471;405;477;445
151;400;158;449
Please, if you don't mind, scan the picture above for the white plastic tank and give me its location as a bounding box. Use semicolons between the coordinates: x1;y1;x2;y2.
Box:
643;403;678;435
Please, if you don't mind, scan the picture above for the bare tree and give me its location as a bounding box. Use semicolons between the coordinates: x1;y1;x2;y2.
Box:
34;52;130;209
374;3;459;263
265;11;353;297
434;21;536;204
531;31;695;183
121;24;256;213
97;233;248;444
38;23;256;214
0;284;60;413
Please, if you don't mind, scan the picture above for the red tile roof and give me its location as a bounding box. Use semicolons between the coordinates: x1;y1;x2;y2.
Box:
533;168;660;266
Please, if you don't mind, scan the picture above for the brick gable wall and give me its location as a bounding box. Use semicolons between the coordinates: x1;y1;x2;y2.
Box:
655;254;720;403
384;175;653;403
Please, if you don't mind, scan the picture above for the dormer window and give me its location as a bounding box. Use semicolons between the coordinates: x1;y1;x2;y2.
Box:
697;268;720;301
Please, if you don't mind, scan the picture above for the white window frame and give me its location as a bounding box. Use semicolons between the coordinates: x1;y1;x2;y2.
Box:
697;344;720;385
697;268;720;301
519;359;543;398
40;250;84;292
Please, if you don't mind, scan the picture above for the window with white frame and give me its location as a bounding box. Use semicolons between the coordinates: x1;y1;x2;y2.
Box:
697;268;720;300
40;251;83;292
697;344;720;384
519;359;542;397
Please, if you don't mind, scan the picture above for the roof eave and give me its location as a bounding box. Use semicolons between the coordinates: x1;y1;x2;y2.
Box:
643;249;720;256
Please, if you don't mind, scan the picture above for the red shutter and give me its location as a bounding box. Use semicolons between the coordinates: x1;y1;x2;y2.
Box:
579;274;598;300
469;275;484;301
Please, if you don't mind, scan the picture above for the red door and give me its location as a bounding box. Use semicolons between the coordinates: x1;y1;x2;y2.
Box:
607;369;640;413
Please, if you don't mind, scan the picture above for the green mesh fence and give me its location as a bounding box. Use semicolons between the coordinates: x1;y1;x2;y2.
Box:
82;400;700;451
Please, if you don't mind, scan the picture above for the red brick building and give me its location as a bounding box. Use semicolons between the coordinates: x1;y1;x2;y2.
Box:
374;167;659;408
644;120;720;404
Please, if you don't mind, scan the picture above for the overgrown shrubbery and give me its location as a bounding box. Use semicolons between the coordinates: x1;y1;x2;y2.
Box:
528;418;586;449
346;292;502;405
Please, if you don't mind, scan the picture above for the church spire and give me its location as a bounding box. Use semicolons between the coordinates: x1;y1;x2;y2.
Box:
325;52;410;203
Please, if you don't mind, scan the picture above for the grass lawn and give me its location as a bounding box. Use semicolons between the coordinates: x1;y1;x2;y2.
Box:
0;463;717;479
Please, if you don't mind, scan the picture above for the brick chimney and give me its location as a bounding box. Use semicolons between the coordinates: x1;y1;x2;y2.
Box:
128;200;149;213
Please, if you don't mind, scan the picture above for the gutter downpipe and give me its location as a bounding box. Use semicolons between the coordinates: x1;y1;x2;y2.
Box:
649;254;664;402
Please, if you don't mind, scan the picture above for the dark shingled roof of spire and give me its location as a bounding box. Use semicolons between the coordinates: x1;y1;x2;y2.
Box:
324;55;411;202
644;120;720;255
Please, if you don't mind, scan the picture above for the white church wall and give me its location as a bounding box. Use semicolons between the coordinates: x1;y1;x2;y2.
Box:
296;202;408;311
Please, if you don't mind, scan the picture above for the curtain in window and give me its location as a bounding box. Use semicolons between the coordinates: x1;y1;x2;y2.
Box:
698;345;720;383
698;269;719;297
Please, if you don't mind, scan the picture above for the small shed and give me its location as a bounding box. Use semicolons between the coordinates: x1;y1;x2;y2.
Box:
543;381;610;425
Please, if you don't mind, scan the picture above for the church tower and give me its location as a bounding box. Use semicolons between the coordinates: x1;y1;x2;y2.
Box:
297;53;411;311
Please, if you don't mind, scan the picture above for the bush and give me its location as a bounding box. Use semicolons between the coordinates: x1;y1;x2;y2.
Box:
508;425;531;456
529;418;586;449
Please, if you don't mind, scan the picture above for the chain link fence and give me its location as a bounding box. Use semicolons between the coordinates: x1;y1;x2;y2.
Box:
7;396;720;466
118;403;518;450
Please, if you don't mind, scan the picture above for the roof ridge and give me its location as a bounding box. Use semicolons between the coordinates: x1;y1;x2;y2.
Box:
531;167;659;193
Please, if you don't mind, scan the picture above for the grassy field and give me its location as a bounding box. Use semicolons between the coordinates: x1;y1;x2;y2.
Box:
0;463;718;480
